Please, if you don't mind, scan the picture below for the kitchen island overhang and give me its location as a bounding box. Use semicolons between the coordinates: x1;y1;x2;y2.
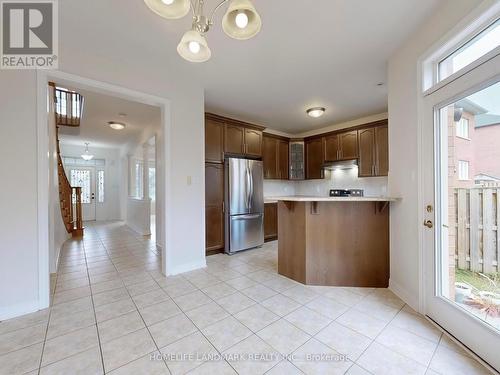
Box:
274;196;399;288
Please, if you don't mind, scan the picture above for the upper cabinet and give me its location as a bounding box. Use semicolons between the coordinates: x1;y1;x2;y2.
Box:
205;116;224;163
305;137;324;179
375;125;389;176
205;113;264;160
278;139;289;179
358;122;388;177
244;128;263;157
262;134;289;179
224;123;246;155
339;131;358;160
263;135;278;178
324;130;358;161
324;134;340;162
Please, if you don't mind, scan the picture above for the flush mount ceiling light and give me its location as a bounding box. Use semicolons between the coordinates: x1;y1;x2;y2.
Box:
144;0;262;63
307;107;326;118
108;121;126;130
81;143;94;161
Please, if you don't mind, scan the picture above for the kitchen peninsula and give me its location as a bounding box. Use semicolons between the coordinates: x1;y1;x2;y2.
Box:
274;196;399;288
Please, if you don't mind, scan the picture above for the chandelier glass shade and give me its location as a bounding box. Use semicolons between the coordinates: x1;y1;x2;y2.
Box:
144;0;262;62
177;30;212;62
143;0;190;19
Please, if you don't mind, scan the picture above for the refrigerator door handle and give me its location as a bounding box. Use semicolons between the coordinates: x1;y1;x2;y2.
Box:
232;213;263;220
246;161;251;210
249;163;254;211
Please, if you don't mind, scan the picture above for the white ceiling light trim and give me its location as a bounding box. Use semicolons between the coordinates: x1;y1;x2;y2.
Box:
307;107;326;118
144;0;262;62
108;121;126;130
81;142;94;160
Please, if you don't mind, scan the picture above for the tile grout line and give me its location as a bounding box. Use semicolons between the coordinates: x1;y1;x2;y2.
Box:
84;228;108;374
36;266;59;374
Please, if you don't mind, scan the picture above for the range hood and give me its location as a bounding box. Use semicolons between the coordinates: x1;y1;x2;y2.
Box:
322;159;358;171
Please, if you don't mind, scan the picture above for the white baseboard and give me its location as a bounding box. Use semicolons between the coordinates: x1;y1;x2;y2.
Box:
167;260;207;276
389;278;420;313
0;300;41;321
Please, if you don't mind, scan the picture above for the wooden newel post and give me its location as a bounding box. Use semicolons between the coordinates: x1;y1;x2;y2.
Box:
73;187;84;237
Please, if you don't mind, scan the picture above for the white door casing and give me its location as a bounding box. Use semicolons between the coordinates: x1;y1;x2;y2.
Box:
422;53;500;371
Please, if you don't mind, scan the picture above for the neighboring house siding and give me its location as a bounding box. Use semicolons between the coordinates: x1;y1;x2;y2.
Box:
474;123;500;180
450;111;500;189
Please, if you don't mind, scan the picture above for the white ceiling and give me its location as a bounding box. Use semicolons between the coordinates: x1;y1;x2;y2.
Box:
59;0;440;134
58;87;161;149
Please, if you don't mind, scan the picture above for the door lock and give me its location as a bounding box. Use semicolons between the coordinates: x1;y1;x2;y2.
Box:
423;220;433;228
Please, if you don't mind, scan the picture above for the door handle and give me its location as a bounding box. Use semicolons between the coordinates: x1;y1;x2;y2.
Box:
233;214;262;220
423;220;433;228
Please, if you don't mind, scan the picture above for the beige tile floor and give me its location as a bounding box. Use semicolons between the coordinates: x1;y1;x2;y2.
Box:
0;221;494;375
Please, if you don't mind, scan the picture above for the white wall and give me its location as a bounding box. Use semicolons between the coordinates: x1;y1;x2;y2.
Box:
0;3;205;319
387;0;482;309
60;144;122;221
0;71;42;319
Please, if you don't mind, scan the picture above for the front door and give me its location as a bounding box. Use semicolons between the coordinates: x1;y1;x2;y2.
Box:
69;167;96;221
422;54;500;370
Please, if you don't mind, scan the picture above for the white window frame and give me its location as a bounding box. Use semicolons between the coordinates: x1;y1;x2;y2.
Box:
421;1;500;94
458;160;470;180
456;118;470;139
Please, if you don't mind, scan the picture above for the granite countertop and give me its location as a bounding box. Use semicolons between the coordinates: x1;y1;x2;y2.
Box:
265;196;400;202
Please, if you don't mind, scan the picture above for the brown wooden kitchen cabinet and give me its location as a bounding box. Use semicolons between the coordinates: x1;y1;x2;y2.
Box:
324;134;340;162
339;131;358;160
264;202;278;241
262;133;289;179
224;123;246;155
305;137;325;179
205;163;224;254
245;129;263;157
324;131;358;161
278;139;289;179
263;135;278;179
358;123;388;177
375;125;389;176
205;116;224;163
224;124;263;158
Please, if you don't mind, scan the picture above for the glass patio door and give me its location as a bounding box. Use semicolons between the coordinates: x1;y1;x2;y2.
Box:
69;167;96;221
422;54;500;371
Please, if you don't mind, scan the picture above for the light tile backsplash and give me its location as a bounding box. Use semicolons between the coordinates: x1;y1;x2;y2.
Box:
264;167;388;198
263;180;296;197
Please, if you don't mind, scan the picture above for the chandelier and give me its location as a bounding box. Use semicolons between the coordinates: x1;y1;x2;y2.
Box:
144;0;262;62
81;143;94;161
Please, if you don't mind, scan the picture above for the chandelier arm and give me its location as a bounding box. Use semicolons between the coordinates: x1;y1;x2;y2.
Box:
209;0;230;24
189;0;197;16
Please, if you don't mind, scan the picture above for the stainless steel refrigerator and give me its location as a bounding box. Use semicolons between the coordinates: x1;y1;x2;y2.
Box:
225;158;264;254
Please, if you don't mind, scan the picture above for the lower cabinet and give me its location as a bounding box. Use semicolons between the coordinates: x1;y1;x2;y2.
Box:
264;202;278;242
205;163;224;254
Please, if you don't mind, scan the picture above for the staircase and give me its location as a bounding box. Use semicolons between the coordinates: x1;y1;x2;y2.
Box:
50;82;85;238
